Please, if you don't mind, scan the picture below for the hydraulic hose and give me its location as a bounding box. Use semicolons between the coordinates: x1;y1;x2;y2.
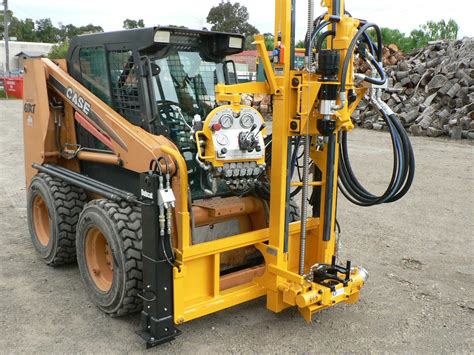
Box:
338;112;415;206
340;22;384;93
316;30;335;52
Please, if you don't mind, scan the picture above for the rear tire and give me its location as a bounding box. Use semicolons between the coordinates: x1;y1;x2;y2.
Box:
27;173;87;266
76;199;142;316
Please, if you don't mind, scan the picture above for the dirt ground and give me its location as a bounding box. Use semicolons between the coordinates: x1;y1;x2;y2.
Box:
0;100;473;353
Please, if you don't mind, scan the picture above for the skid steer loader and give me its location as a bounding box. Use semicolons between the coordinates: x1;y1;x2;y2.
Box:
22;0;414;348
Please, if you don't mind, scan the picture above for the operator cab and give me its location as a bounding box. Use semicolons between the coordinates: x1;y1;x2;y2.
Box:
67;27;245;199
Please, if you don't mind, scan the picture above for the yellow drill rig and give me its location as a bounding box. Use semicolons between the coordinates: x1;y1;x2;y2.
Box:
22;0;414;347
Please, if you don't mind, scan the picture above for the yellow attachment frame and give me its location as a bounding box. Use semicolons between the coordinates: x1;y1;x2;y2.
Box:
171;0;369;325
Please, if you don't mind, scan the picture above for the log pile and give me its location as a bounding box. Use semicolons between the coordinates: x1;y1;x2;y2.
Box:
242;93;273;119
354;38;474;140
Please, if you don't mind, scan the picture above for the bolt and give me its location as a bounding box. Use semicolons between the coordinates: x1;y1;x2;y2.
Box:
164;287;167;291
164;307;168;312
317;301;323;305
147;285;151;289
290;121;298;130
150;337;155;342
332;300;336;304
318;289;323;295
292;78;300;86
164;327;169;332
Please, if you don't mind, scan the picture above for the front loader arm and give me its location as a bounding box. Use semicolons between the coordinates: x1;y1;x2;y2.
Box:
23;58;189;215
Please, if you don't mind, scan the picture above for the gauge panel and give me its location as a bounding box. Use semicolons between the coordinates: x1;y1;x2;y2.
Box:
215;133;229;146
208;107;265;161
219;114;234;129
240;114;255;129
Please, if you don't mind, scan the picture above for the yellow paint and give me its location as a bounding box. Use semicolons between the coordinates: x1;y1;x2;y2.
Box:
173;0;367;325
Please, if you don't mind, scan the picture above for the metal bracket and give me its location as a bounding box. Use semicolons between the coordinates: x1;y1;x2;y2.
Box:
137;172;181;348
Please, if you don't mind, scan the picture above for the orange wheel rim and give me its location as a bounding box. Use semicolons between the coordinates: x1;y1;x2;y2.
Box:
32;194;51;247
85;227;113;292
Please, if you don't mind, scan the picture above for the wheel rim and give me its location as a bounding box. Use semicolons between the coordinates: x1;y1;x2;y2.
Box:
32;194;51;247
85;227;114;292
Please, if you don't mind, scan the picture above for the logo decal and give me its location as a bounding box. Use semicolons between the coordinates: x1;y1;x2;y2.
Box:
141;189;153;199
24;103;36;114
66;87;91;115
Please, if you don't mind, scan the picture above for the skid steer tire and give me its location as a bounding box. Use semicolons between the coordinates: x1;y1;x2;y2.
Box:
27;173;87;266
76;199;142;316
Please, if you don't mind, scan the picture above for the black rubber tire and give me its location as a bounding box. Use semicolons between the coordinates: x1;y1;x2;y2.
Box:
76;199;142;316
27;173;87;266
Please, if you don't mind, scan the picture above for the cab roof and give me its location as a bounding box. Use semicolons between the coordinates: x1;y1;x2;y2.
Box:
67;26;246;60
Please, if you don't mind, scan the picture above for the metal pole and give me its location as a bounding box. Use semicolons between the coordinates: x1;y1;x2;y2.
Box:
3;0;9;77
298;0;314;276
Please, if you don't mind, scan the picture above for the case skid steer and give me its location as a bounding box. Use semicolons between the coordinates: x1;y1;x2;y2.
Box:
22;0;414;348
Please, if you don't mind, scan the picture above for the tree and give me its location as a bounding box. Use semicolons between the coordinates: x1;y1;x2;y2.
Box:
207;1;259;49
14;18;36;41
123;19;145;29
296;40;305;48
421;19;459;41
367;19;460;53
35;18;58;42
48;41;70;59
263;33;274;50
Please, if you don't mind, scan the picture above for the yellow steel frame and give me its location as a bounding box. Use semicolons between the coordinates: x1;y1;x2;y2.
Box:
171;0;369;325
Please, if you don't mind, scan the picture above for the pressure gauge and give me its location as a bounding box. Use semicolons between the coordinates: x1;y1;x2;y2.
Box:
219;114;234;129
215;133;229;146
240;114;255;129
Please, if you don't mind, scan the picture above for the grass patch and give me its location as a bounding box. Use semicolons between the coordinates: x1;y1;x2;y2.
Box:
0;88;9;99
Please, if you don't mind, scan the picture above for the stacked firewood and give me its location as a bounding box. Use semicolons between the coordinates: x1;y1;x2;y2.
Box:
242;93;273;119
354;38;474;140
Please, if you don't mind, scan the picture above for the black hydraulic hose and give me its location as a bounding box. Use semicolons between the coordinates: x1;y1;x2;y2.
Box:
290;137;303;198
338;113;415;206
308;21;331;56
316;30;335;52
33;164;123;203
363;58;386;86
43;164;138;203
340;22;384;93
361;32;376;57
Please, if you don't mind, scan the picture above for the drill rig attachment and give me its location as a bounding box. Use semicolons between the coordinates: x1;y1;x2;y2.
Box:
21;0;414;348
209;0;414;326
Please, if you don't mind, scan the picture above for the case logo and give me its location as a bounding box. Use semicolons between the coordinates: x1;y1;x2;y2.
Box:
66;87;91;115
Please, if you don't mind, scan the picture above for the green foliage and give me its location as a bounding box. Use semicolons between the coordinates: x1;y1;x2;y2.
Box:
0;8;103;43
58;24;104;40
371;19;460;53
123;19;145;29
34;18;58;42
48;41;70;59
207;1;259;49
421;19;459;41
296;40;305;48
264;33;274;50
0;88;7;99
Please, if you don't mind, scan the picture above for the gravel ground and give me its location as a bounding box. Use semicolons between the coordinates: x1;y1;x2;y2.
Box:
0;100;473;353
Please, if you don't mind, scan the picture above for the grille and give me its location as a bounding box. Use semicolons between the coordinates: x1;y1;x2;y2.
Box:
108;50;142;124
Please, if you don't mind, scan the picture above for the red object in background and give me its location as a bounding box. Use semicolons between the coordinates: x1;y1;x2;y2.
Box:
3;77;24;99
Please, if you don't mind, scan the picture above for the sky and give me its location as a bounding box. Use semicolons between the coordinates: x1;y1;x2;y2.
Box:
8;0;473;41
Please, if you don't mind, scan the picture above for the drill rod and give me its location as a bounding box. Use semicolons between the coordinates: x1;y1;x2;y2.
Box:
323;132;336;241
